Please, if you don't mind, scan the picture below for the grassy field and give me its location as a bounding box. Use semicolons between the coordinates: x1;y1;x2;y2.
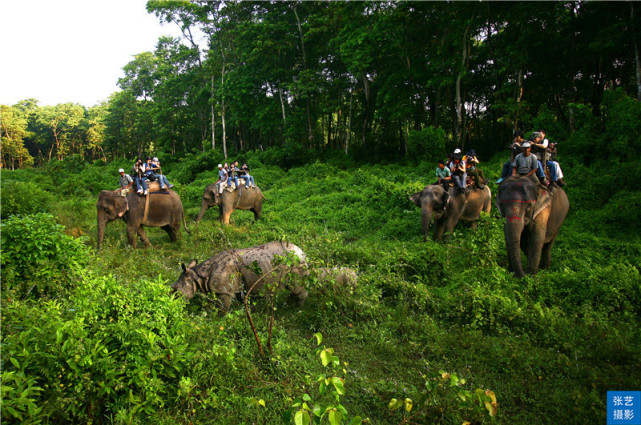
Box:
2;155;640;424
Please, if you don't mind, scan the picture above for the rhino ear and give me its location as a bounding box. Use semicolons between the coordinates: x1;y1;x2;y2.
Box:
187;259;198;269
181;263;187;273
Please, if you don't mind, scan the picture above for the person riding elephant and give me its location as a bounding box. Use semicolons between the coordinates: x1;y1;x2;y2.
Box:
196;183;265;224
496;175;569;277
96;189;190;249
410;184;492;241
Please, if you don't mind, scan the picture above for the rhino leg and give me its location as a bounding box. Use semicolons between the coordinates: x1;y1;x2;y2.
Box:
217;293;233;315
288;285;308;306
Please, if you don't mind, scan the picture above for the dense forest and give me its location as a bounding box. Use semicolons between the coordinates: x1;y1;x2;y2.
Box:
3;1;641;167
2;1;641;424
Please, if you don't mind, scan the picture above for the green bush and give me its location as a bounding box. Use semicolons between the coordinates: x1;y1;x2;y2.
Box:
0;274;212;423
406;126;448;164
0;213;89;297
0;180;53;219
602;88;641;156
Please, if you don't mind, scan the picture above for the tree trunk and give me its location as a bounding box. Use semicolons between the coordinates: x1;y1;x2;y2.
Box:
278;78;287;125
220;46;228;160
346;90;352;155
514;68;524;131
293;5;314;147
211;74;216;150
632;3;641;101
361;74;371;146
455;24;470;145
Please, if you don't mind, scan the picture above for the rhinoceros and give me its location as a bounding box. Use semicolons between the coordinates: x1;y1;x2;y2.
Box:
171;241;308;312
317;267;358;287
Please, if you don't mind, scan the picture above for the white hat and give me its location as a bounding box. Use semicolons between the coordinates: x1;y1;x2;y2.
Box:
454;148;461;154
218;163;223;168
153;157;159;162
118;168;125;173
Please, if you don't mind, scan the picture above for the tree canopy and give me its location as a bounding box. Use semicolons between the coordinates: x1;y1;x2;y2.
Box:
3;1;640;167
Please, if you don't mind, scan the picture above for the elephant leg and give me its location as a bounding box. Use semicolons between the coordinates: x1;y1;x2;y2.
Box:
442;214;460;240
221;208;233;225
137;226;152;248
433;220;445;241
251;204;262;221
162;224;177;242
127;226;137;249
540;239;555;269
526;231;544;275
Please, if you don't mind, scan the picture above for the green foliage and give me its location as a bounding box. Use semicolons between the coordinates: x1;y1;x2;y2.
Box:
0;180;53;218
1;143;640;424
601;88;641;156
1;213;89;297
388;370;498;423
406;126;448;164
1;368;44;424
0;273;205;422
169;149;223;184
284;334;365;425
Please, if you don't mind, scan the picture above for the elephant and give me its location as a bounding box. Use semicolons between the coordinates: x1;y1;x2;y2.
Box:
171;241;308;312
196;184;264;225
496;176;569;277
410;184;492;240
96;184;190;249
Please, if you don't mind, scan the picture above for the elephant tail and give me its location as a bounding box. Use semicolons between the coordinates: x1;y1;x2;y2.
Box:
182;210;191;234
262;194;268;201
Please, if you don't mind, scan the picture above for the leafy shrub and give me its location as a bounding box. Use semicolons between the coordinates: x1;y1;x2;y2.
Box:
406;126;447;164
0;180;53;218
602;88;641;156
170;150;224;184
564;102;602;163
0;274;210;423
256;141;315;170
1;213;89;297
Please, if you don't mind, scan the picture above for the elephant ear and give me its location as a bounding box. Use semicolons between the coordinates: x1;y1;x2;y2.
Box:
436;190;449;211
409;192;422;207
532;189;552;220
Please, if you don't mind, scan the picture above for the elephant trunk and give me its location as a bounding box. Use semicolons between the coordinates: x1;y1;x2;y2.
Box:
196;202;209;222
504;217;526;278
97;214;107;250
420;205;433;239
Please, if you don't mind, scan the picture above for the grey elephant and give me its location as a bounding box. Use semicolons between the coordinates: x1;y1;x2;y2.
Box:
410;185;492;240
171;241;308;312
496;176;569;277
196;184;264;225
96;185;189;249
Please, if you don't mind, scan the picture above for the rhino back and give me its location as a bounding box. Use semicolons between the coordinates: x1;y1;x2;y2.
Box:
233;241;307;293
197;251;244;296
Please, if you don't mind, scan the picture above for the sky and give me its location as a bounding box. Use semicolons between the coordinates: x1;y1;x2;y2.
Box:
1;0;188;108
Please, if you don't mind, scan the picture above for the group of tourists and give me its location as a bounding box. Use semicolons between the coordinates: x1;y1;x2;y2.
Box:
496;129;566;188
435;148;487;193
117;157;174;196
116;156;257;197
434;129;566;193
215;161;256;194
